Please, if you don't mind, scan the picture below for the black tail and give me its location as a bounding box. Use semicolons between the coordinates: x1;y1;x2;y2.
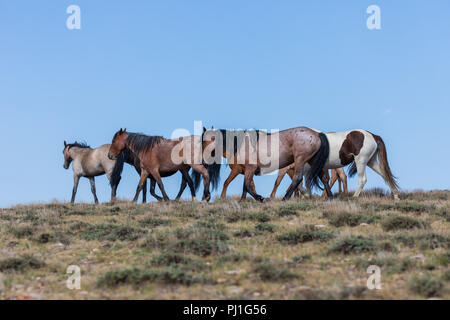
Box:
191;170;202;192
110;152;125;187
306;132;330;191
348;161;357;178
208;163;221;191
190;163;222;192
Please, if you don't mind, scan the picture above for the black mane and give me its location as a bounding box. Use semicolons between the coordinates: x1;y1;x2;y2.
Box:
216;129;264;154
126;133;163;154
67;142;91;150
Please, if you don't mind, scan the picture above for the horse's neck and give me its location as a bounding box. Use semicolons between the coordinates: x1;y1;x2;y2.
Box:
69;147;91;160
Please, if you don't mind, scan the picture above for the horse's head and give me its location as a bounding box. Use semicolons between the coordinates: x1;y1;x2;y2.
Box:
62;141;72;169
109;128;128;160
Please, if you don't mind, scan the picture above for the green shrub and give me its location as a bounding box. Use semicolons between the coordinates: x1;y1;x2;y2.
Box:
328;236;376;255
408;274;444;298
150;253;205;271
277;227;334;245
253;259;297;282
255;223;275;233
326;212;378;227
291;254;312;266
138;217;171;228
171;238;228;257
97;267;202;287
10;226;34;238
0;255;45;272
381;216;427;231
81;224;146;241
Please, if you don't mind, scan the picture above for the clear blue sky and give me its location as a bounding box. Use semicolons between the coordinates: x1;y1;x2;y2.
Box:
1;1;449;207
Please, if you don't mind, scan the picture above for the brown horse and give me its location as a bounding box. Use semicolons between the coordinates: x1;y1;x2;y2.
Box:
108;129;220;202
121;147;189;202
203;127;331;202
270;163;348;199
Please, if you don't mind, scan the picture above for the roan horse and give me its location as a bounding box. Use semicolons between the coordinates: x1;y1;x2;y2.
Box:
63;141;124;203
108;129;220;202
270;163;348;199
203;127;331;202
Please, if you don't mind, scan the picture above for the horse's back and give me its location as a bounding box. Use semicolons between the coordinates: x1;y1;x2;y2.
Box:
86;144;116;176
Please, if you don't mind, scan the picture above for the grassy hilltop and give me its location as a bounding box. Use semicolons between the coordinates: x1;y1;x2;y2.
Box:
0;190;449;300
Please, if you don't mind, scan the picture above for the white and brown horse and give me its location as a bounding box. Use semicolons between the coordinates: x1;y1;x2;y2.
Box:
320;130;399;199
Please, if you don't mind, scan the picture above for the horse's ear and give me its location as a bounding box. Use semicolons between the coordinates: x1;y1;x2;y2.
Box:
123;128;127;133
64;141;67;147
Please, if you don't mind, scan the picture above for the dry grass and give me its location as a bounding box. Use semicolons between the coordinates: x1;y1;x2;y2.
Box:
0;190;449;300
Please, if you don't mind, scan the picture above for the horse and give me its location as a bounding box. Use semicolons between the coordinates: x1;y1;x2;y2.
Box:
108;129;221;202
63;141;125;204
270;163;348;199
121;147;190;203
203;127;331;202
323;130;399;199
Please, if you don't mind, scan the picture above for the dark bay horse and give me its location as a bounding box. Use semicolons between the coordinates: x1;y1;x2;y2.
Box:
108;129;220;202
203;127;331;202
63;141;124;204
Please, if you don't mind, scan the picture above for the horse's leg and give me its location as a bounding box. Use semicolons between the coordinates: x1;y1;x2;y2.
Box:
175;171;189;201
133;171;150;202
149;177;163;201
321;170;333;199
71;175;80;204
320;170;333;199
286;168;301;199
242;167;264;202
336;168;348;194
106;173;118;203
367;156;399;200
270;170;286;199
282;160;305;201
149;169;170;201
191;165;211;202
180;168;196;201
89;177;99;204
353;160;367;198
220;168;240;199
142;179;147;203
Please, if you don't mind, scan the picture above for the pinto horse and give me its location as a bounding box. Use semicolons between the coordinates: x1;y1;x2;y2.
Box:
323;130;399;199
108;129;220;202
203;127;331;202
63;141;124;204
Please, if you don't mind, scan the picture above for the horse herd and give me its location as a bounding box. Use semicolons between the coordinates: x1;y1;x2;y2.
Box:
63;126;399;204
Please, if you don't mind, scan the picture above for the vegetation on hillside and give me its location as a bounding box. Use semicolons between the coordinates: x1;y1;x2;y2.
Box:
0;190;448;299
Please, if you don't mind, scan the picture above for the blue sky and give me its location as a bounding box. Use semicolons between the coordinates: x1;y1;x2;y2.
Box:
0;1;449;207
